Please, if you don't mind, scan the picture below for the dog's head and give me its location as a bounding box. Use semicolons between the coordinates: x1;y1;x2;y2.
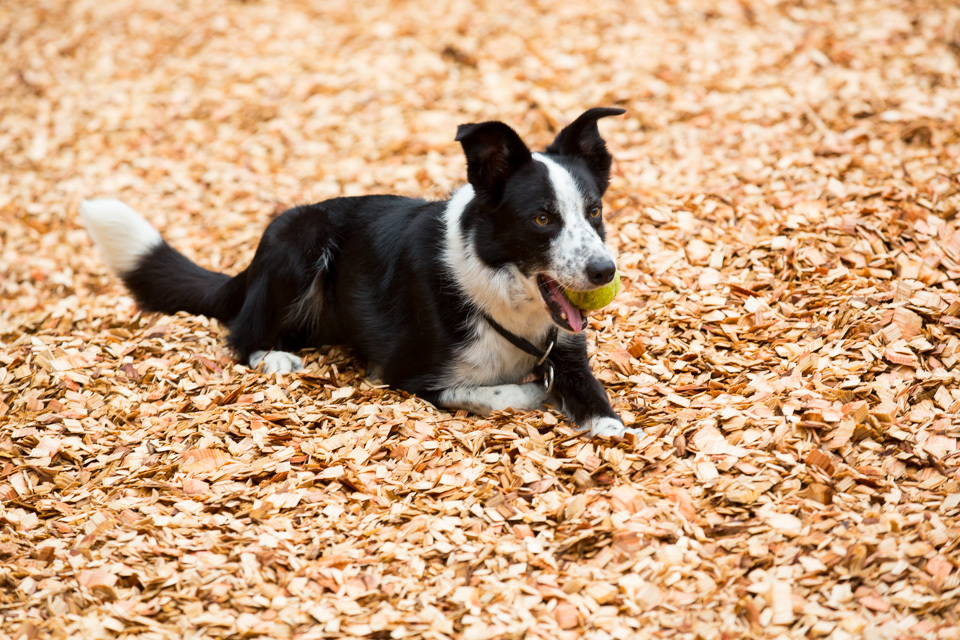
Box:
455;107;625;332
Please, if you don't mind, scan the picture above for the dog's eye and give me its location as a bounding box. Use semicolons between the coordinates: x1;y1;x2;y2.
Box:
588;206;602;219
534;213;551;226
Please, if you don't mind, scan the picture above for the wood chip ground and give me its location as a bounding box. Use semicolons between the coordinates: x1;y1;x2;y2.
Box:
2;0;960;638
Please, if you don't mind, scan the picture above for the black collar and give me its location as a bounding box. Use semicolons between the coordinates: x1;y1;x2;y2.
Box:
482;315;557;394
481;314;557;366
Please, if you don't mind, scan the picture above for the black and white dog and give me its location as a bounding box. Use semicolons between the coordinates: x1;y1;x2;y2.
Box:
82;107;637;438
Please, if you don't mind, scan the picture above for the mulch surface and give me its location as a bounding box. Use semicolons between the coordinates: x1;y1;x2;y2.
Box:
2;0;960;637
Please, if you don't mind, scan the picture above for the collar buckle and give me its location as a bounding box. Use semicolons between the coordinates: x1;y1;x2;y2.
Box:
542;362;554;394
536;337;555;367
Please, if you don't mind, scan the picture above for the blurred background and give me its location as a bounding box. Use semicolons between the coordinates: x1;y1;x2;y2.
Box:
3;0;958;283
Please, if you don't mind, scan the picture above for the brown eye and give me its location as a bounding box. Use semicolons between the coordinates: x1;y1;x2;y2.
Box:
588;206;602;219
535;213;551;226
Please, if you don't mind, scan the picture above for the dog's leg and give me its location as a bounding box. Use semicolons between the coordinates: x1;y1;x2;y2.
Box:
228;267;306;374
429;382;549;415
549;333;640;439
224;207;342;374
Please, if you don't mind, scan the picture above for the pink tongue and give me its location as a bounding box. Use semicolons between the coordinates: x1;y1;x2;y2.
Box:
547;279;583;332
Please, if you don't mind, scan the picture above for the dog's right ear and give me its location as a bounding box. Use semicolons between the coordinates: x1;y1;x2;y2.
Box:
456;121;532;200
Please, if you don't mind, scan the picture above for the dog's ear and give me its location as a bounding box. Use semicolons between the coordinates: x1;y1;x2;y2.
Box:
545;107;625;193
456;121;532;200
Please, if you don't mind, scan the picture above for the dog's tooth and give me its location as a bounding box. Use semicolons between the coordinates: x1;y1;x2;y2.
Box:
561;312;567;320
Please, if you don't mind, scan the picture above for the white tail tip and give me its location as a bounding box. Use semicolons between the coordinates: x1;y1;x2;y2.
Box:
80;199;162;276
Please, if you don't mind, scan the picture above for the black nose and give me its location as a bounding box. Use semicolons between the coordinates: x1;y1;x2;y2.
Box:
586;258;616;286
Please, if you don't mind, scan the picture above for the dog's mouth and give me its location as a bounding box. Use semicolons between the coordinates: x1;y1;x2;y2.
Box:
537;275;585;332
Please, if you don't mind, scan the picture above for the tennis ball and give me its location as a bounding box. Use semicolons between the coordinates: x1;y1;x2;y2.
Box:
563;271;621;310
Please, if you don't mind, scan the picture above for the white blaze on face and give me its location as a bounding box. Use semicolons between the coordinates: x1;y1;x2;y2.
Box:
532;153;615;291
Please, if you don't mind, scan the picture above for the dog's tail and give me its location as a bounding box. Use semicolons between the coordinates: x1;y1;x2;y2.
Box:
80;199;246;322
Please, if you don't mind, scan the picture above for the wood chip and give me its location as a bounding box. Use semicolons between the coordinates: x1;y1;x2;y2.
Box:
3;0;960;636
768;580;795;625
805;449;835;476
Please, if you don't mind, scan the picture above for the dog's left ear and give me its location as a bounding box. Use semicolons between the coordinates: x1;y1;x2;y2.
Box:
546;107;626;193
456;121;532;201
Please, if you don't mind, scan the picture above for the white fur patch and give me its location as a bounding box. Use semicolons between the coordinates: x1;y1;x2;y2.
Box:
582;416;642;439
533;154;616;291
80;199;163;276
442;185;554;387
288;246;335;330
438;382;548;414
250;350;303;374
449;321;538;387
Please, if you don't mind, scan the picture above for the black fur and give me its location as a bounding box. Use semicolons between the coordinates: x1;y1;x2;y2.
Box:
123;242;245;321
462;160;559;277
456;121;533;202
551;333;621;424
105;108;631;434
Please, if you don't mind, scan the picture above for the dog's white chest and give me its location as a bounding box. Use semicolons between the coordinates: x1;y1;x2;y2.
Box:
448;322;536;387
447;301;555;387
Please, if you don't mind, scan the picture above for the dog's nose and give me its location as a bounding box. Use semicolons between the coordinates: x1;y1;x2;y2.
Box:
586;258;616;287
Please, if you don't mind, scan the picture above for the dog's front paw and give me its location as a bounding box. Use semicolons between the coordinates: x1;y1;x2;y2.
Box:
582;416;642;439
249;350;303;374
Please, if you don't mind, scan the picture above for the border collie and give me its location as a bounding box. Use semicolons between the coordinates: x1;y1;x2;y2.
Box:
81;107;637;438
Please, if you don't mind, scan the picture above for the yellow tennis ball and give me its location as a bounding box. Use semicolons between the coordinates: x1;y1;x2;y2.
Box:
563;271;621;310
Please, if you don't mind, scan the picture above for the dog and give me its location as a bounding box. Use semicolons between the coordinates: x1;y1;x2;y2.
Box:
81;107;637;438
